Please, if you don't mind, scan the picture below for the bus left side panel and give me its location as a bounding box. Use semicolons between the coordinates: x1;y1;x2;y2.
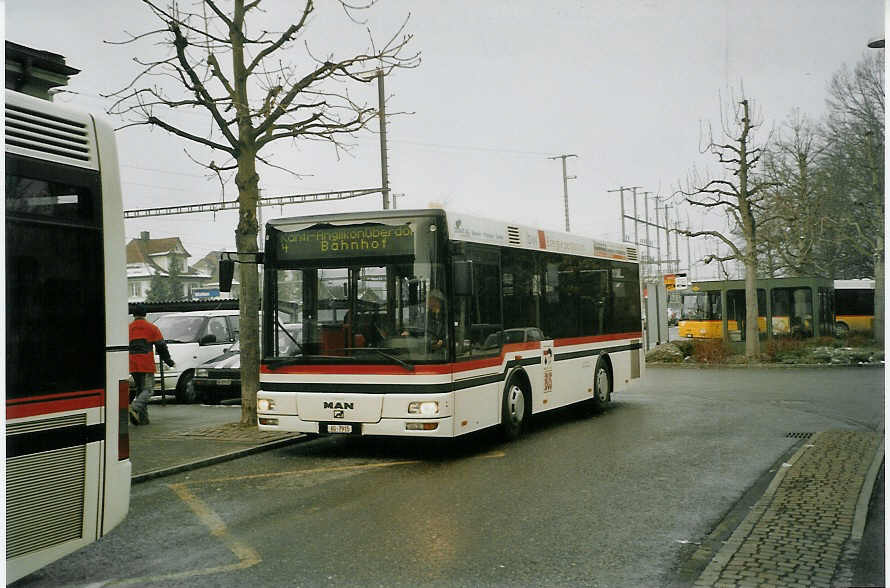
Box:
5;152;122;581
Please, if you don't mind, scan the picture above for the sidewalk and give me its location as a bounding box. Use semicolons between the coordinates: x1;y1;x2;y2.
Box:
127;400;304;483
690;430;884;588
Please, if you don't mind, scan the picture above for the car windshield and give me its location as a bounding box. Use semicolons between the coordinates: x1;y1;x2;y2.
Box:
152;315;204;343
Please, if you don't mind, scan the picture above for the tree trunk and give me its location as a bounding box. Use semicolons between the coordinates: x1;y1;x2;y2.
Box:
744;258;760;358
874;236;884;345
235;151;260;425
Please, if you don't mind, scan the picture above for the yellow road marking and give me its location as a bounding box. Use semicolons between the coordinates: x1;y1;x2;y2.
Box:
182;458;424;486
181;450;506;486
481;450;506;459
102;483;260;585
102;452;505;584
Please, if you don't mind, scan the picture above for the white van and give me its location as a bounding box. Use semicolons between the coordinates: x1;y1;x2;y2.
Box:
151;310;240;402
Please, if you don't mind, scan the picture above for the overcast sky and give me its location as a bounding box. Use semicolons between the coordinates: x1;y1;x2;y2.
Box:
6;1;885;278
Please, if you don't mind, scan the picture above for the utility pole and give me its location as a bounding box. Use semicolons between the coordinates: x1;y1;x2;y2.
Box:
608;185;640;243
549;154;577;232
611;186;677;281
632;187;640;262
375;69;391;210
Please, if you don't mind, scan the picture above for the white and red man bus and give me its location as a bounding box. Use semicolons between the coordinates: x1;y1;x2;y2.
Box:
247;209;644;440
5;89;130;581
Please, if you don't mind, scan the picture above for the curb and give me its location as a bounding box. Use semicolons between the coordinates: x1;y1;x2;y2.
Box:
852;440;885;540
646;362;884;369
131;434;307;484
694;433;818;579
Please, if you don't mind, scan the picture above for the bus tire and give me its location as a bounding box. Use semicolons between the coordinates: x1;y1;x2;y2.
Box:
501;376;530;441
591;358;612;413
175;371;197;404
835;322;849;337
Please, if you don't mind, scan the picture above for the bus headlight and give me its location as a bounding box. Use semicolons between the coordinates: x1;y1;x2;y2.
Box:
258;399;276;411
408;401;439;415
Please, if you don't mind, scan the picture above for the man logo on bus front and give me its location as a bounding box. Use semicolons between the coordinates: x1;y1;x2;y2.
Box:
333;410;345;419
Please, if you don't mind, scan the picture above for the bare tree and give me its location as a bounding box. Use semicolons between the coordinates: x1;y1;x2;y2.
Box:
757;111;829;277
822;52;884;342
106;0;419;424
679;97;773;358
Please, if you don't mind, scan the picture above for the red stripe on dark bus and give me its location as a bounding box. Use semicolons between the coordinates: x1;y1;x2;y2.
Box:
7;389;105;420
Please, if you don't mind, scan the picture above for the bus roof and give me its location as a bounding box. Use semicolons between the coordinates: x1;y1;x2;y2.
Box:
266;208;639;263
834;279;875;289
6;89;103;171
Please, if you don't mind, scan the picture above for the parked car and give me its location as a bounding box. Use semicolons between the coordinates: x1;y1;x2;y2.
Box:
150;310;240;403
193;324;301;404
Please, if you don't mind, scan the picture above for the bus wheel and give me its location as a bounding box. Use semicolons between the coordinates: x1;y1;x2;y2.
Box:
591;359;612;413
835;322;849;337
175;371;197;404
501;380;529;441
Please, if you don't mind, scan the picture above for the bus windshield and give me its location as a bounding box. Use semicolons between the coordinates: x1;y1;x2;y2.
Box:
266;215;447;365
680;291;722;321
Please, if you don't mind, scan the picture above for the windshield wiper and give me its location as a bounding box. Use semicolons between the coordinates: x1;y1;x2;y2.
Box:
341;347;415;372
276;316;303;353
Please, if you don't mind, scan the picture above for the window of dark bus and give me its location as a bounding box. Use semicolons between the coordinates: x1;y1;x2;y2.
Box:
726;289;766;340
818;288;835;336
836;289;874;316
5;154;105;399
771;287;814;337
680;291;722;321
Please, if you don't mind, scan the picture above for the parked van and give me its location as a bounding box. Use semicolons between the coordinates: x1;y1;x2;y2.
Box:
150;310;240;402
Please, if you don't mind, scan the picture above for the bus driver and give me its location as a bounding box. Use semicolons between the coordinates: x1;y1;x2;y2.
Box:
402;288;446;350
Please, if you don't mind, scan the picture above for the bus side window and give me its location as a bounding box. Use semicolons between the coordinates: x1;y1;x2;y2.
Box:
453;245;502;360
502;248;544;339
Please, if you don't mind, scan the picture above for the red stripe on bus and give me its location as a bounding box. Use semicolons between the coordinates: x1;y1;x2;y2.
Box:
554;332;642;347
7;389;105;420
263;364;454;375
263;341;544;375
261;335;638;376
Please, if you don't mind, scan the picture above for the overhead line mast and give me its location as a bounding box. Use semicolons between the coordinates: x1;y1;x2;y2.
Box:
123;188;381;218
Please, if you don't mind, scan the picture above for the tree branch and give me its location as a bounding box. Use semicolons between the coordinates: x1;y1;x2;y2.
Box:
246;1;314;75
168;20;239;147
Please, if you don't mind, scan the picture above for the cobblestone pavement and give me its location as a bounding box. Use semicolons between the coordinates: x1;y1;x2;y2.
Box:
693;430;883;588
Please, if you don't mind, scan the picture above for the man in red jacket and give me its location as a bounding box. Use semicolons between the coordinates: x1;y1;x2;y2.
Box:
129;305;175;425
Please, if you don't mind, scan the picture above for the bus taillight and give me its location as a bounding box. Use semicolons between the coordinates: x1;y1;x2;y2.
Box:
119;379;130;461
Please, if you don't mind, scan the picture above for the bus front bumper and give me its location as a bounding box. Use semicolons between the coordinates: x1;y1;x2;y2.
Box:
257;414;455;438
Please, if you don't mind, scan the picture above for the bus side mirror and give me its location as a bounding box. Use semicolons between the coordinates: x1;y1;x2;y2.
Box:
453;260;474;297
219;259;235;292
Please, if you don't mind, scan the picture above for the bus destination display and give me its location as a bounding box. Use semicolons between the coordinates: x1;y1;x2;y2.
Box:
278;224;415;260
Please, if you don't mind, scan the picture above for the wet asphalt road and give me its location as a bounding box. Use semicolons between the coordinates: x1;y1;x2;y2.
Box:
15;366;883;587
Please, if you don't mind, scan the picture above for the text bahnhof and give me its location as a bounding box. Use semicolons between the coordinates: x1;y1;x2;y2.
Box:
279;225;414;256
